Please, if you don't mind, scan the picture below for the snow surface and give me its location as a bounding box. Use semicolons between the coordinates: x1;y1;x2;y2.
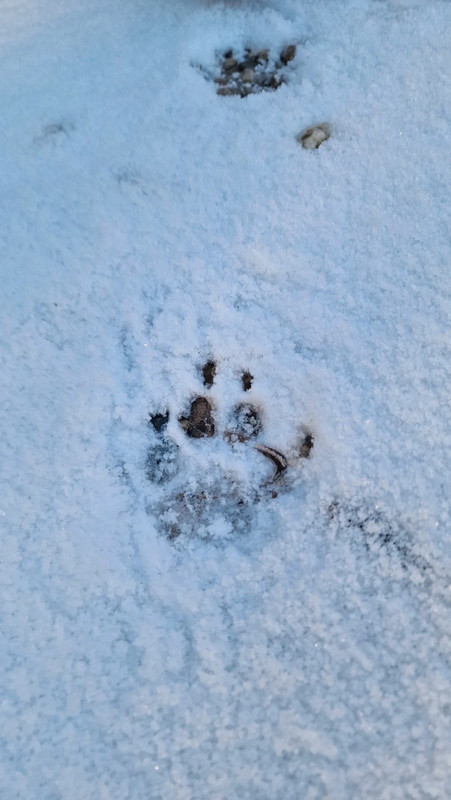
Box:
1;0;450;797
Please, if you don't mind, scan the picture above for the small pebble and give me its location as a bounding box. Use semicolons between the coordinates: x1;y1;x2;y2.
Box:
223;56;238;72
240;68;254;84
280;44;296;65
297;123;331;150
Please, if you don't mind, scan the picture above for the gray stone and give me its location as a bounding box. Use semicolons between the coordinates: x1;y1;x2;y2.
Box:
240;68;254;84
223;56;238;72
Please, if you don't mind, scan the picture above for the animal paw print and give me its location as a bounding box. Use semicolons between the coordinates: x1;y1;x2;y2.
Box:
195;43;297;98
147;360;313;540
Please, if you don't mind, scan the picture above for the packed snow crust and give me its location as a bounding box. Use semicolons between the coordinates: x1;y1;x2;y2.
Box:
1;0;450;797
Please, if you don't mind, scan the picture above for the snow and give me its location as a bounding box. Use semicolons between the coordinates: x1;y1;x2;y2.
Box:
1;0;450;797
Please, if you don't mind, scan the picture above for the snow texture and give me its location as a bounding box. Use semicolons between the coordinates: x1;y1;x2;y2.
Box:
0;0;450;797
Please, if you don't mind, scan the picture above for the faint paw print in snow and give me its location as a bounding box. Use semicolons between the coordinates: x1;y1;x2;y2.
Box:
146;360;314;541
34;121;74;146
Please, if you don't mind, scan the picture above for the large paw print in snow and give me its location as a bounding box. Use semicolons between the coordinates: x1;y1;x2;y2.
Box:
146;361;313;541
